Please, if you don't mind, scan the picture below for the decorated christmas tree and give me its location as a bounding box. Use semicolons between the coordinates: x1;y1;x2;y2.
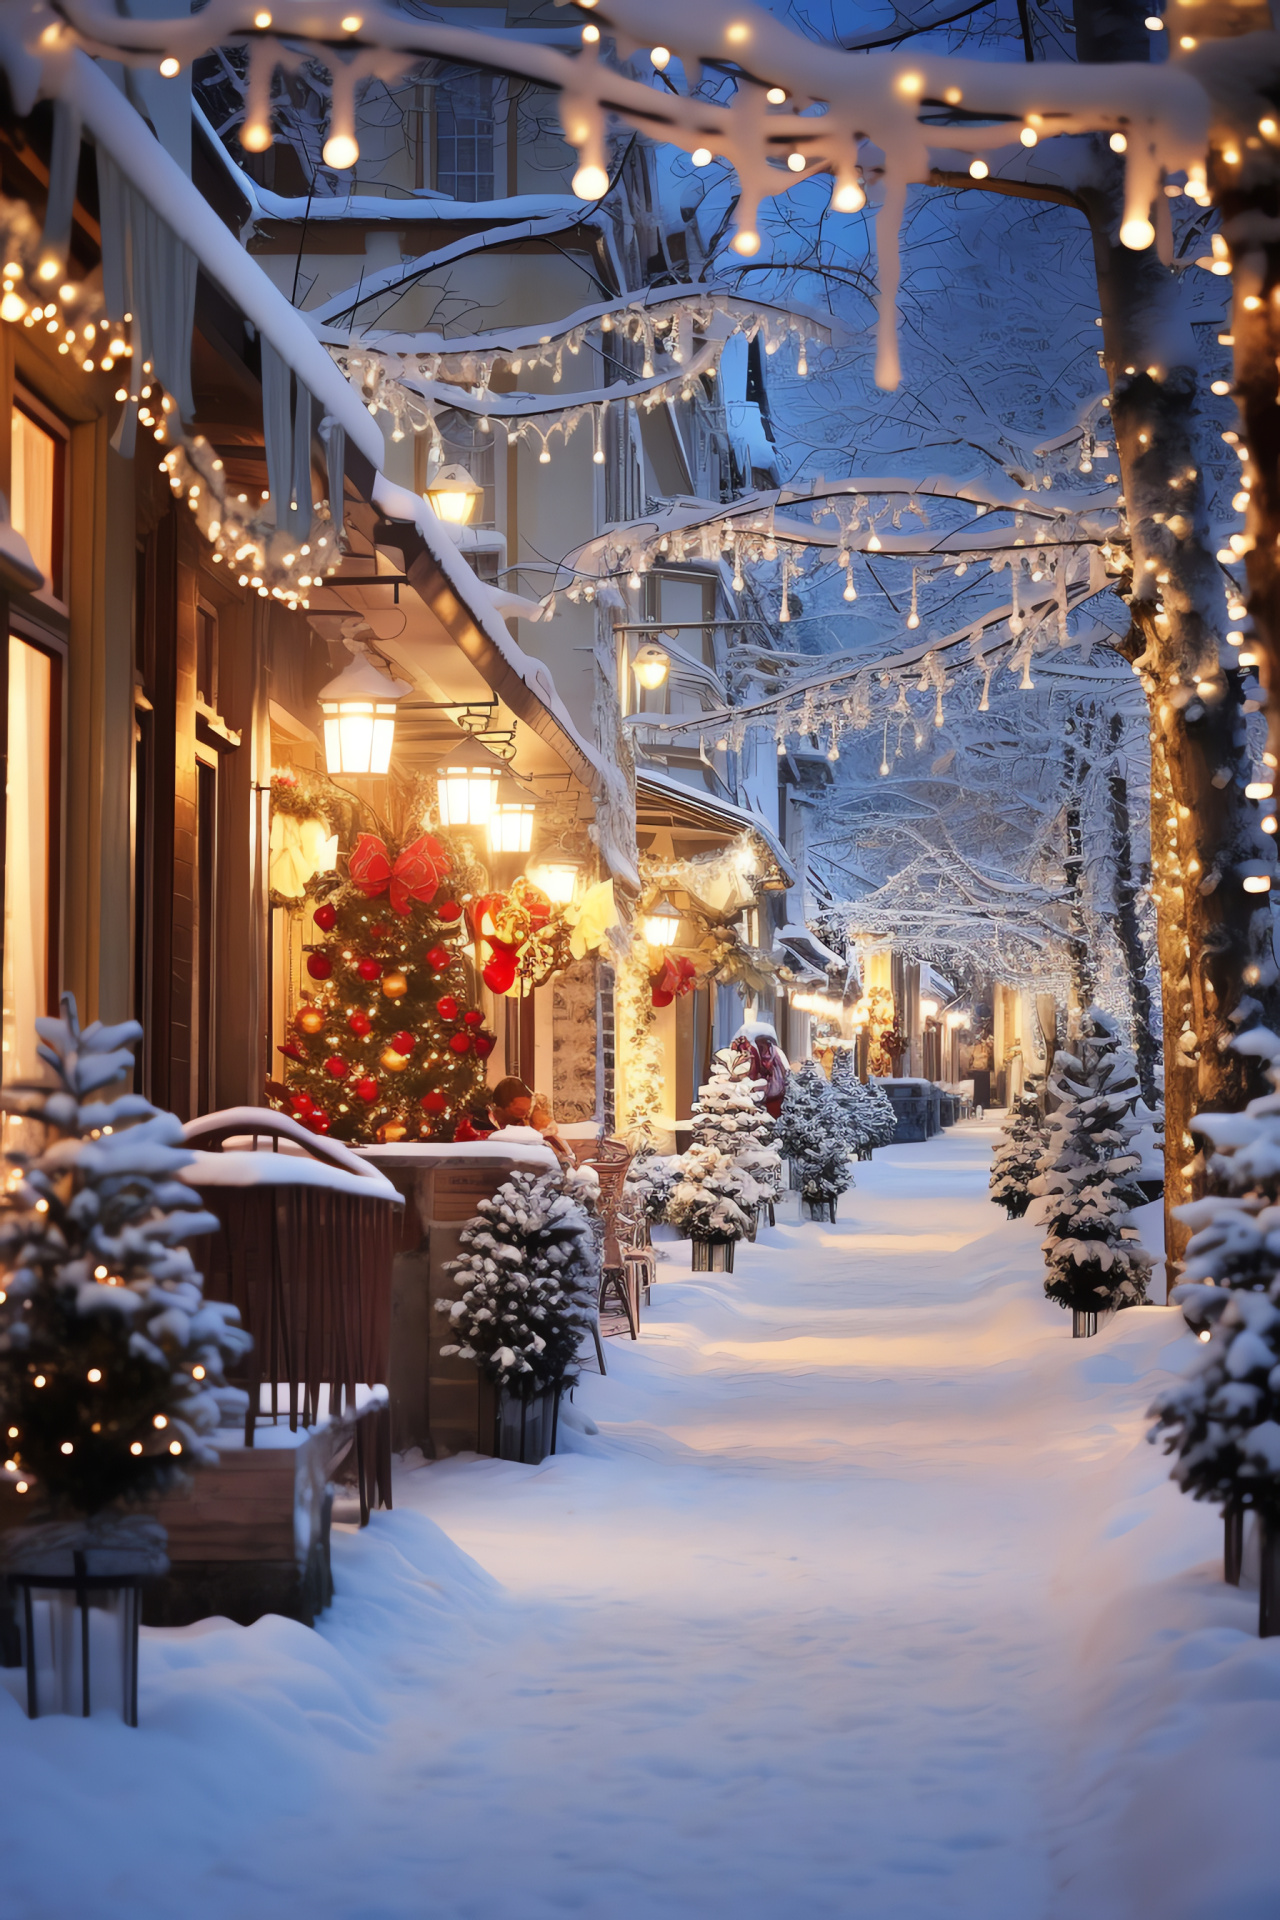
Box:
436;1168;598;1398
777;1062;856;1212
689;1057;781;1196
989;1089;1046;1218
1031;1008;1151;1327
275;811;493;1144
0;996;251;1523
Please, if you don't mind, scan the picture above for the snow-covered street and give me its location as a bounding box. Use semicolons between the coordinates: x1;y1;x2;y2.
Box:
4;1122;1280;1920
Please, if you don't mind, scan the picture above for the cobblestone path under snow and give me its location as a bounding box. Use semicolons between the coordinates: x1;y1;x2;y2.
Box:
7;1121;1269;1920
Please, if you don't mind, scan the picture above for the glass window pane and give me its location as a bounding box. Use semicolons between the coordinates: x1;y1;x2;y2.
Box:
11;408;56;590
3;636;53;1140
435;68;495;202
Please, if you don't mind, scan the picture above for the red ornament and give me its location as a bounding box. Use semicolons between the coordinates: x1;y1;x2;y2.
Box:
348;1011;372;1037
462;1009;484;1028
357;958;381;982
305;1112;332;1135
482;949;517;995
437;900;462;922
474;1031;496;1059
454;1115;485;1141
371;923;389;940
278;1041;304;1062
449;1032;472;1055
290;1092;315;1116
436;995;459;1022
426;945;451;971
391;1031;416;1055
421;1090;448;1114
314;903;338;932
354;1077;379;1104
323;1056;348;1080
307;954;332;980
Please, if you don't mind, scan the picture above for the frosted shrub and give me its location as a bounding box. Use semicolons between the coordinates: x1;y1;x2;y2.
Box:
990;1090;1045;1219
777;1062;856;1205
691;1059;781;1197
666;1145;759;1243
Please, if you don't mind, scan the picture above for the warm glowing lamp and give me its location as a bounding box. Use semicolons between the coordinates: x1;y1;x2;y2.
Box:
424;462;482;526
319;649;409;776
920;998;940;1020
434;736;506;830
534;859;581;904
633;642;671;692
490;791;536;853
643;901;681;947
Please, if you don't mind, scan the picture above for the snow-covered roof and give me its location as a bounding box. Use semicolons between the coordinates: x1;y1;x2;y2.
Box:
53;51;383;472
635;769;797;886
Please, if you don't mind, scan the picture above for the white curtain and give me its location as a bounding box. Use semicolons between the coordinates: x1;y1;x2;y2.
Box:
10;410;55;589
3;637;52;1143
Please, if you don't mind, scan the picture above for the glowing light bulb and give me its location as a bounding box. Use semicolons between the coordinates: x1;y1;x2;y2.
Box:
323;132;360;170
159;57;180;76
1110;132;1128;152
1120;217;1155;250
732;228;761;255
1020;127;1038;147
786;151;806;172
969;159;989;179
766;87;786;104
692;147;712;167
650;46;670;68
573;163;610;199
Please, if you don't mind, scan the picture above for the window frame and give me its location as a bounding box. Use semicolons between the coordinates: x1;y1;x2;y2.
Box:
11;386;70;613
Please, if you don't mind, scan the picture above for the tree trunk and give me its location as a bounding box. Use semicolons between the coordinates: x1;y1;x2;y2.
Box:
1062;715;1097;1010
1106;710;1160;1106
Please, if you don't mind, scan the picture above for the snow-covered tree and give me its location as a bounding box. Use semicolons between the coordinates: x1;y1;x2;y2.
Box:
437;1168;597;1399
665;1145;759;1245
990;1089;1046;1219
624;1147;681;1227
690;1058;781;1197
0;996;251;1520
777;1062;855;1212
1032;1009;1152;1327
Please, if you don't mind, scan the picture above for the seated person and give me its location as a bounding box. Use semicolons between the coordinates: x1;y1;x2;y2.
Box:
462;1075;571;1163
529;1090;573;1165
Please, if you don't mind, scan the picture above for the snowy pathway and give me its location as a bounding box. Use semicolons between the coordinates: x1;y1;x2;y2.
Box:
6;1123;1280;1920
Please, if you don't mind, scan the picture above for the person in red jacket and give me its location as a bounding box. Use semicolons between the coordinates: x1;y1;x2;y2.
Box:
730;1021;791;1118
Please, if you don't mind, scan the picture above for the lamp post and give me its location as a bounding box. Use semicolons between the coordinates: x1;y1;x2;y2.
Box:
318;648;411;777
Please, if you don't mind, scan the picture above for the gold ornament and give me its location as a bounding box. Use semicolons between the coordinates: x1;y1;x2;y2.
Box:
381;970;409;999
377;1121;408;1143
297;1006;325;1035
380;1047;410;1073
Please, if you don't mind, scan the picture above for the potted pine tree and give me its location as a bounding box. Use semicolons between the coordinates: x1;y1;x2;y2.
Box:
688;1059;781;1237
989;1090;1046;1218
777;1062;855;1221
0;997;251;1721
666;1145;758;1271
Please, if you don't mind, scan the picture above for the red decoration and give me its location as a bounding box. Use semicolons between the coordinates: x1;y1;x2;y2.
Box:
437;899;462;922
462;1009;484;1028
391;1030;416;1054
436;995;459;1022
278;1041;304;1061
357;958;381;982
323;1056;348;1080
474;1031;496;1058
290;1092;315;1116
449;1032;472;1054
313;903;337;932
650;954;699;1008
421;1090;448;1115
348;1011;372;1037
426;945;451;971
348;832;452;917
307;954;332;980
482;944;518;995
454;1114;486;1141
305;1112;332;1135
354;1077;379;1104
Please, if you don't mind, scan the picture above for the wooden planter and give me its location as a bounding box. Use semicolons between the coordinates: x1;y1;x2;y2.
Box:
495;1385;560;1465
691;1236;736;1272
802;1195;838;1222
1072;1310;1098;1339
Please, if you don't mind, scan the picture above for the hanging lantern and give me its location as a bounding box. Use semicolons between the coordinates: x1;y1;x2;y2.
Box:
434;737;505;831
319;649;410;777
633;642;670;692
424;462;483;526
532;858;581;905
490;789;536;854
643;901;681;948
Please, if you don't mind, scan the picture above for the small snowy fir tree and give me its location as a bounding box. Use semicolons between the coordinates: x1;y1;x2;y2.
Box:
1149;1028;1280;1557
0;996;251;1522
990;1089;1046;1218
1031;1008;1152;1316
863;1078;899;1149
690;1057;781;1196
665;1144;759;1242
830;1049;873;1159
437;1168;597;1397
624;1146;681;1225
777;1062;856;1206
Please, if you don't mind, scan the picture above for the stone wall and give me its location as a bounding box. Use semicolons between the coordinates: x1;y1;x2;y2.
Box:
553;957;600;1122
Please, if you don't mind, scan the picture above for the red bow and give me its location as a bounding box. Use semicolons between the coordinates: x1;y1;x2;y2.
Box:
348;833;452;917
651;955;699;1008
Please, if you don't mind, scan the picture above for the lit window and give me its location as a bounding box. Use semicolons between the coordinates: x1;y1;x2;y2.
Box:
10;403;63;598
435;69;495;202
3;636;56;1152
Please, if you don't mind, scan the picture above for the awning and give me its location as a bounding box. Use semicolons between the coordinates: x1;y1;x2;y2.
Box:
636;769;797;889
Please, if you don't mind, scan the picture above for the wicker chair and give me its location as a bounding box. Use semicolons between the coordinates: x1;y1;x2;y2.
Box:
574;1136;639;1343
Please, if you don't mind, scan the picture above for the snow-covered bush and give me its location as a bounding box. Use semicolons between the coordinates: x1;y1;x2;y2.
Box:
624;1147;681;1224
437;1168;597;1396
777;1062;856;1205
665;1144;759;1243
690;1058;781;1196
1150;1028;1280;1531
862;1078;899;1149
1031;1008;1152;1316
990;1090;1045;1218
0;996;251;1520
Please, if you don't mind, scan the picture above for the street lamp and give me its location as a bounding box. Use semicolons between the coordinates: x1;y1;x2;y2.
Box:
318;648;410;776
632;642;671;692
424;462;483;526
532;858;582;905
434;736;506;830
490;789;536;853
643;901;681;947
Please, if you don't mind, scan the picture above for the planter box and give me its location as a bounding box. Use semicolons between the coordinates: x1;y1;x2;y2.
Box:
802;1196;838;1222
495;1385;560;1465
691;1237;736;1271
